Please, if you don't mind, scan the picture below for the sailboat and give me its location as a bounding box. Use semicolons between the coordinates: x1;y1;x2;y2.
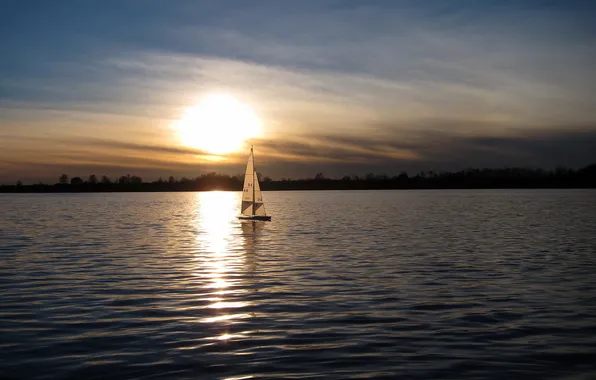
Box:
238;146;271;221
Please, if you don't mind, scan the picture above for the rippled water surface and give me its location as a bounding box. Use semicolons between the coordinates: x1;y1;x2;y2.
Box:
1;190;596;379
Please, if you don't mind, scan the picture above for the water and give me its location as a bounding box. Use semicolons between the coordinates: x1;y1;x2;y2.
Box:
1;189;595;379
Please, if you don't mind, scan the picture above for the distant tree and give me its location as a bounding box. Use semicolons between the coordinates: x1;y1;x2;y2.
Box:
130;176;142;184
70;177;83;185
555;167;571;177
16;180;22;187
88;174;97;184
118;175;131;184
262;176;272;182
579;163;596;176
101;175;111;184
168;176;176;184
59;174;69;184
314;172;325;180
342;175;351;181
201;172;217;179
157;177;164;184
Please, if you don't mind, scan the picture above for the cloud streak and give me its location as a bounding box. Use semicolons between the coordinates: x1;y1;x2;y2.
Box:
2;126;595;184
1;0;595;182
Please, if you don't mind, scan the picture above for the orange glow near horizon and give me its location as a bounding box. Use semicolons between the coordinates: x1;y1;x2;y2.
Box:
173;94;261;155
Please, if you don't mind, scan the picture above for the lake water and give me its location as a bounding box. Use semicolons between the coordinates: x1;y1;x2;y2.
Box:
1;190;595;379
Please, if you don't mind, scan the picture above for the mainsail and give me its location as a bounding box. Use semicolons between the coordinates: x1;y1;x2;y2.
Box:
241;147;266;217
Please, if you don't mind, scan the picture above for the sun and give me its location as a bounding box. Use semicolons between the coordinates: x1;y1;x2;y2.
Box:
174;94;261;155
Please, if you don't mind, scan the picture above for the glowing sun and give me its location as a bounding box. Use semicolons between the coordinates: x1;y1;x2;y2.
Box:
174;94;261;154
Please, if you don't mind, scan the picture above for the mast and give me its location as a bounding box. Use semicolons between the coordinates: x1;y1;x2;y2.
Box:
251;145;255;216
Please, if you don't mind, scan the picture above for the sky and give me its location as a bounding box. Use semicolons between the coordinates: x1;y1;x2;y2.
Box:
1;0;596;183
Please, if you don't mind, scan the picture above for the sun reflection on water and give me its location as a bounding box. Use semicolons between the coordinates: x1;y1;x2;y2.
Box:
192;191;256;342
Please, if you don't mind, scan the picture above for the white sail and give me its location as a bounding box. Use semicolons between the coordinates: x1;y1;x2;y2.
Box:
241;149;254;216
253;176;266;216
240;147;267;217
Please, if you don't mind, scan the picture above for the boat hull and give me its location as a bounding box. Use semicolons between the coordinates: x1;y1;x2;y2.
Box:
238;215;272;221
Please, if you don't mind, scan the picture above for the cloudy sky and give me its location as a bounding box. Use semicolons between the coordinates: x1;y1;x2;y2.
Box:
1;0;595;183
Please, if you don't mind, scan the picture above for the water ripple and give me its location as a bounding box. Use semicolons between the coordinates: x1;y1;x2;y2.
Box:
1;190;596;379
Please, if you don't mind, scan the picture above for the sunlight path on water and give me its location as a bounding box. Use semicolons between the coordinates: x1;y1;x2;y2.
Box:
191;192;253;342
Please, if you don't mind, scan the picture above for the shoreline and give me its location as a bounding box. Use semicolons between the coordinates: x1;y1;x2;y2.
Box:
2;184;595;194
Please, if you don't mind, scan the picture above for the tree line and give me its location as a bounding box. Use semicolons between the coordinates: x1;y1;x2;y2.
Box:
2;163;595;193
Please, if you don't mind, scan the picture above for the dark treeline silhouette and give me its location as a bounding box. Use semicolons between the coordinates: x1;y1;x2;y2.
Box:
2;164;595;193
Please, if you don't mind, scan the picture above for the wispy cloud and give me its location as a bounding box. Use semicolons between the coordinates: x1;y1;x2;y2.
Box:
2;127;595;184
1;0;595;182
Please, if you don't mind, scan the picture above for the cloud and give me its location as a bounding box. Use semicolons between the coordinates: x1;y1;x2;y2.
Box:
4;1;595;129
2;126;595;184
258;126;596;168
1;0;596;183
0;134;223;162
